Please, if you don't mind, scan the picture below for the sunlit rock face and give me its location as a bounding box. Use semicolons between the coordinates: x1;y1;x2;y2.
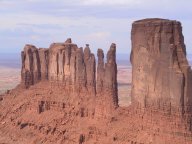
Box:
131;18;192;114
21;44;41;88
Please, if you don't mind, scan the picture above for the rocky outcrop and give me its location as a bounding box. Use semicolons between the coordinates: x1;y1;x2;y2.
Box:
96;49;105;94
75;47;87;92
104;43;118;108
84;44;96;95
95;44;118;118
21;45;41;88
21;39;118;115
38;48;49;80
131;18;192;114
96;44;118;105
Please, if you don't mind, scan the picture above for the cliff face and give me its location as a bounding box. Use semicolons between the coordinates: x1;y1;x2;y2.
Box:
95;44;118;117
131;18;192;114
21;39;118;114
21;45;41;88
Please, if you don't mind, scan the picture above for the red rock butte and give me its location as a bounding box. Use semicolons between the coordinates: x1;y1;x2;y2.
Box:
21;39;118;116
0;18;192;144
131;18;192;114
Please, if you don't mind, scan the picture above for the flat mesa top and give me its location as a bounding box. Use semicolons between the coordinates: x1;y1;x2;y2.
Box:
133;18;181;26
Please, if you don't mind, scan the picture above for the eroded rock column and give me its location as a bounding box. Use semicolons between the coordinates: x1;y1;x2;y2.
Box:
38;48;49;80
75;48;86;93
84;44;96;95
104;43;118;108
21;45;41;88
95;44;118;118
97;49;105;94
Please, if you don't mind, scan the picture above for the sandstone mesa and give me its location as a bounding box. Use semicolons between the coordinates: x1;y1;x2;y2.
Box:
0;18;192;144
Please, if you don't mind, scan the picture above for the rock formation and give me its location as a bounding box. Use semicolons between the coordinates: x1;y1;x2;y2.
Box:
2;18;192;144
96;49;105;94
95;44;118;118
38;48;49;80
21;39;118;113
21;45;41;88
84;44;96;95
131;18;192;114
104;43;118;108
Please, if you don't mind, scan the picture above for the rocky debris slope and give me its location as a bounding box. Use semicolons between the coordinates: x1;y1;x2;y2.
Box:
131;18;192;115
1;81;192;144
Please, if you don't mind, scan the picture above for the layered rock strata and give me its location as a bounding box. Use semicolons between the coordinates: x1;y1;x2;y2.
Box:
131;18;192;114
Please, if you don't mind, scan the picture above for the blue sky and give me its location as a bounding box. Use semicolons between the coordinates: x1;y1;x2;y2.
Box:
0;0;192;54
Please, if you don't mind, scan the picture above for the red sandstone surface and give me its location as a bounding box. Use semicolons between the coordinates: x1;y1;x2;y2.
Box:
0;82;191;144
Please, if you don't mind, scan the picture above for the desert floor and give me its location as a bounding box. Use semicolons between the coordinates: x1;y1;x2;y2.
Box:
0;66;20;94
